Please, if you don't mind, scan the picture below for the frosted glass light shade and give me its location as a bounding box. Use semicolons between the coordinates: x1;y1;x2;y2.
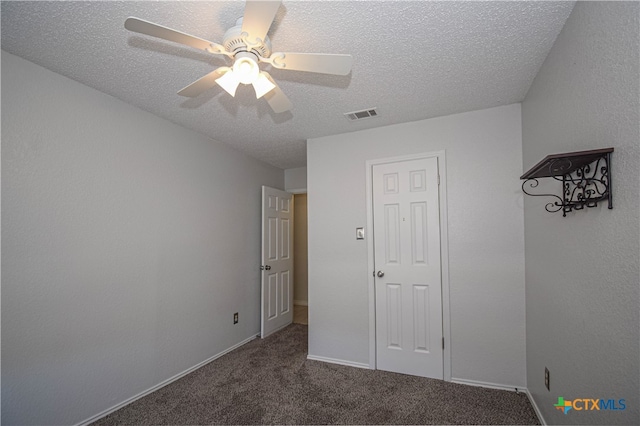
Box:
215;70;241;97
252;73;276;99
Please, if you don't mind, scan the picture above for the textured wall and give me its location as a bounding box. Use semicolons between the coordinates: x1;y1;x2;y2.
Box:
521;2;639;425
1;51;283;425
307;104;526;388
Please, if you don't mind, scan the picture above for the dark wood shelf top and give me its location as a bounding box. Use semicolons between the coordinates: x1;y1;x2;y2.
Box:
520;148;614;180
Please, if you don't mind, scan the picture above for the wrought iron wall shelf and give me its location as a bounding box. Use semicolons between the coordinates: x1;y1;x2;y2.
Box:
521;148;613;217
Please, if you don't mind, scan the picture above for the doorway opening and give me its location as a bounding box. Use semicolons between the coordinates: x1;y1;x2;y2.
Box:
293;193;308;325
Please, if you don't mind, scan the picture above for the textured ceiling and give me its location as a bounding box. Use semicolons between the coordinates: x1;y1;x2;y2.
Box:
1;1;575;169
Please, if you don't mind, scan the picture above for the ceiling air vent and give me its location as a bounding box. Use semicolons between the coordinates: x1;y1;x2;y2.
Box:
345;108;378;121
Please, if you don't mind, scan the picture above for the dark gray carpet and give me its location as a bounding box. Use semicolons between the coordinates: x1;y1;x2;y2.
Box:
93;324;540;425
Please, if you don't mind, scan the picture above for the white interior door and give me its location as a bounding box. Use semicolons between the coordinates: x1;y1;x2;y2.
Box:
373;157;443;378
261;186;294;338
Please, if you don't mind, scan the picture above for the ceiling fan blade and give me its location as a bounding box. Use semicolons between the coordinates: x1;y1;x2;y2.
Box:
125;17;228;55
268;52;353;75
241;1;281;45
177;67;230;97
262;72;292;113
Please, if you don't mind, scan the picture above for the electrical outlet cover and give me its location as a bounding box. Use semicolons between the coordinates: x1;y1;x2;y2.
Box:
545;367;550;391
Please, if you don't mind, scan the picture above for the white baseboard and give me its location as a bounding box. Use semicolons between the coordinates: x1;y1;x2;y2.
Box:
307;354;371;369
525;389;547;425
76;333;259;426
293;300;308;306
450;377;523;392
451;379;544;424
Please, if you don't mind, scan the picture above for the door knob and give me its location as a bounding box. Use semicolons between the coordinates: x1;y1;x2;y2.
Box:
377;270;384;277
265;265;271;270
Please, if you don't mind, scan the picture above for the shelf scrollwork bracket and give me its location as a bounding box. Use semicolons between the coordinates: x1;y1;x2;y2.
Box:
520;148;613;217
521;178;564;214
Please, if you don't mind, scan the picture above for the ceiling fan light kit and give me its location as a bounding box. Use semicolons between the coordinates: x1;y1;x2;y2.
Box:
124;0;352;113
214;52;276;99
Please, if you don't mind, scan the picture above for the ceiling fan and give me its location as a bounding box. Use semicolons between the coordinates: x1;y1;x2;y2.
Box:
125;0;353;113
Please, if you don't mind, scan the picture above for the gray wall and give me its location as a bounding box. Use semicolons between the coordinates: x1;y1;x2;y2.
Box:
307;104;527;388
1;51;283;425
521;2;639;425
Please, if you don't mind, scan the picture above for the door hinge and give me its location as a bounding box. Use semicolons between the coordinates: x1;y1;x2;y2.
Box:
442;337;445;350
438;174;440;186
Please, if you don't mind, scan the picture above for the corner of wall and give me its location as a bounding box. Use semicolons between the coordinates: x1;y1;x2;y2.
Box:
284;166;307;193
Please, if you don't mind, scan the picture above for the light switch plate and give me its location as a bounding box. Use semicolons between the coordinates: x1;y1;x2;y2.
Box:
356;227;365;240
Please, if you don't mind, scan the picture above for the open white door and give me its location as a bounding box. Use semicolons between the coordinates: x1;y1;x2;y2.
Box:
372;156;443;378
261;186;294;338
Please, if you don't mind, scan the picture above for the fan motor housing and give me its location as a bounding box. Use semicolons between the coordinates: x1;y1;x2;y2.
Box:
222;19;272;58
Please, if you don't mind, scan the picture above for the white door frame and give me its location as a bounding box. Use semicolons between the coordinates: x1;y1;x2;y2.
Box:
365;151;451;381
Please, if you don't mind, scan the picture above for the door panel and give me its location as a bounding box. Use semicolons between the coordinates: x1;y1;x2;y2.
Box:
373;157;443;378
280;271;290;314
281;218;290;259
267;274;278;319
261;186;294;338
413;285;430;352
411;202;428;264
267;218;278;261
384;204;401;264
385;283;402;349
